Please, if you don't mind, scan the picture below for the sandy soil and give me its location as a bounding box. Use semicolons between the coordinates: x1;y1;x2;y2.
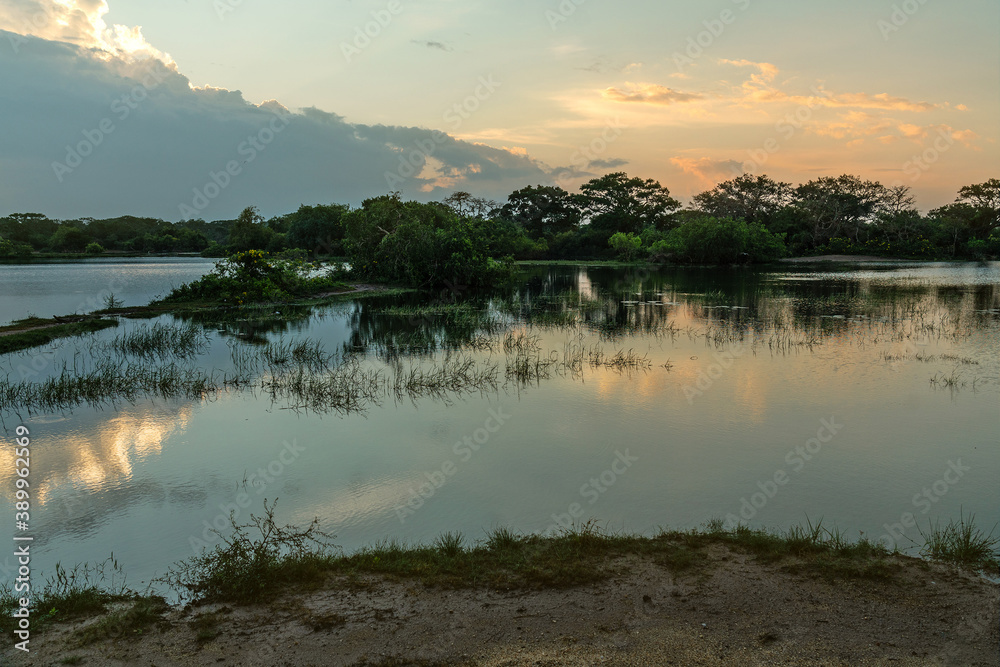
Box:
8;547;998;666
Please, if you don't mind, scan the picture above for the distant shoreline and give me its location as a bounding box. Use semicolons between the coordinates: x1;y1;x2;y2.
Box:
781;254;917;263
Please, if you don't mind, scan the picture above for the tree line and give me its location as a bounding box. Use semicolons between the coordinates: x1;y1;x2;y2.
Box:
2;174;998;268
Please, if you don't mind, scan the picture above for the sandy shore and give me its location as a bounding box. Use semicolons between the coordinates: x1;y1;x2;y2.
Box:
8;547;998;666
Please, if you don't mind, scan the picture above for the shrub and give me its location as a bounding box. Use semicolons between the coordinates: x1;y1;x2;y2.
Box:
608;232;642;261
85;242;105;255
162;250;346;305
343;194;516;289
658;216;786;264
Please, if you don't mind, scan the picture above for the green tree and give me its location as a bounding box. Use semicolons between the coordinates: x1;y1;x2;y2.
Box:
954;178;1000;236
656;216;786;264
577;172;681;234
50;225;92;252
499;185;581;239
342;194;514;289
227;206;274;252
793;175;893;245
608;232;642;261
284;204;350;255
692;174;793;226
442;192;498;219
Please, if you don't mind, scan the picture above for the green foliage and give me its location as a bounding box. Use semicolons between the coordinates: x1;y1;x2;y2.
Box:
162;250;346;305
656;216;786;264
50;225;92;252
815;236;938;259
283;203;349;255
84;242;104;255
919;511;999;572
608;231;642;261
342;194;516;289
693;174;793;226
3;174;997;263
158;500;335;604
499;185;581;239
577;172;681;235
0;236;33;257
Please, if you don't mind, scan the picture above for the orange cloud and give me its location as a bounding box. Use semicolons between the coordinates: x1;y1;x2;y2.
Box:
670;156;743;185
602;83;703;105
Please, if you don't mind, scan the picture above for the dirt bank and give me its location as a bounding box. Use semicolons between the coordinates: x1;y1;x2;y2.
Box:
10;547;997;666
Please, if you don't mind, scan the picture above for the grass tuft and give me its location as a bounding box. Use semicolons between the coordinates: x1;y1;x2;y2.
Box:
919;510;1000;573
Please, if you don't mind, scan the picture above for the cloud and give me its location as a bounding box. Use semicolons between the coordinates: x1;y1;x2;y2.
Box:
0;30;553;220
602;83;703;105
413;40;452;52
0;0;169;62
588;158;629;169
670;157;744;184
808;112;980;149
719;58;779;84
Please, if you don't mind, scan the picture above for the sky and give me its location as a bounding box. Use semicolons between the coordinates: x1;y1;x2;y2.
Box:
0;0;997;221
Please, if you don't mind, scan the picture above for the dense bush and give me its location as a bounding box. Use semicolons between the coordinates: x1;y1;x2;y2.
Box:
608;232;642;261
653;217;787;264
162;250;346;305
343;194;516;289
0;237;33;257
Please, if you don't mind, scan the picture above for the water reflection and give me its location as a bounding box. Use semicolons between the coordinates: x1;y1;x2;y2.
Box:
0;262;996;590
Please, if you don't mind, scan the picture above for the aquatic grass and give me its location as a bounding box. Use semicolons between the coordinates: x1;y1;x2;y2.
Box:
390;355;499;401
261;361;383;414
919;511;1000;572
100;322;209;360
0;360;247;414
587;345;652;371
260;337;333;371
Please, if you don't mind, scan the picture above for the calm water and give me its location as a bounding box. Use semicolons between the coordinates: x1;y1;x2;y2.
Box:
0;257;216;325
1;260;998;591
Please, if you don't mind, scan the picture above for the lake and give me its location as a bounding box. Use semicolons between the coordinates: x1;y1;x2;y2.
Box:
0;259;997;591
0;257;216;325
